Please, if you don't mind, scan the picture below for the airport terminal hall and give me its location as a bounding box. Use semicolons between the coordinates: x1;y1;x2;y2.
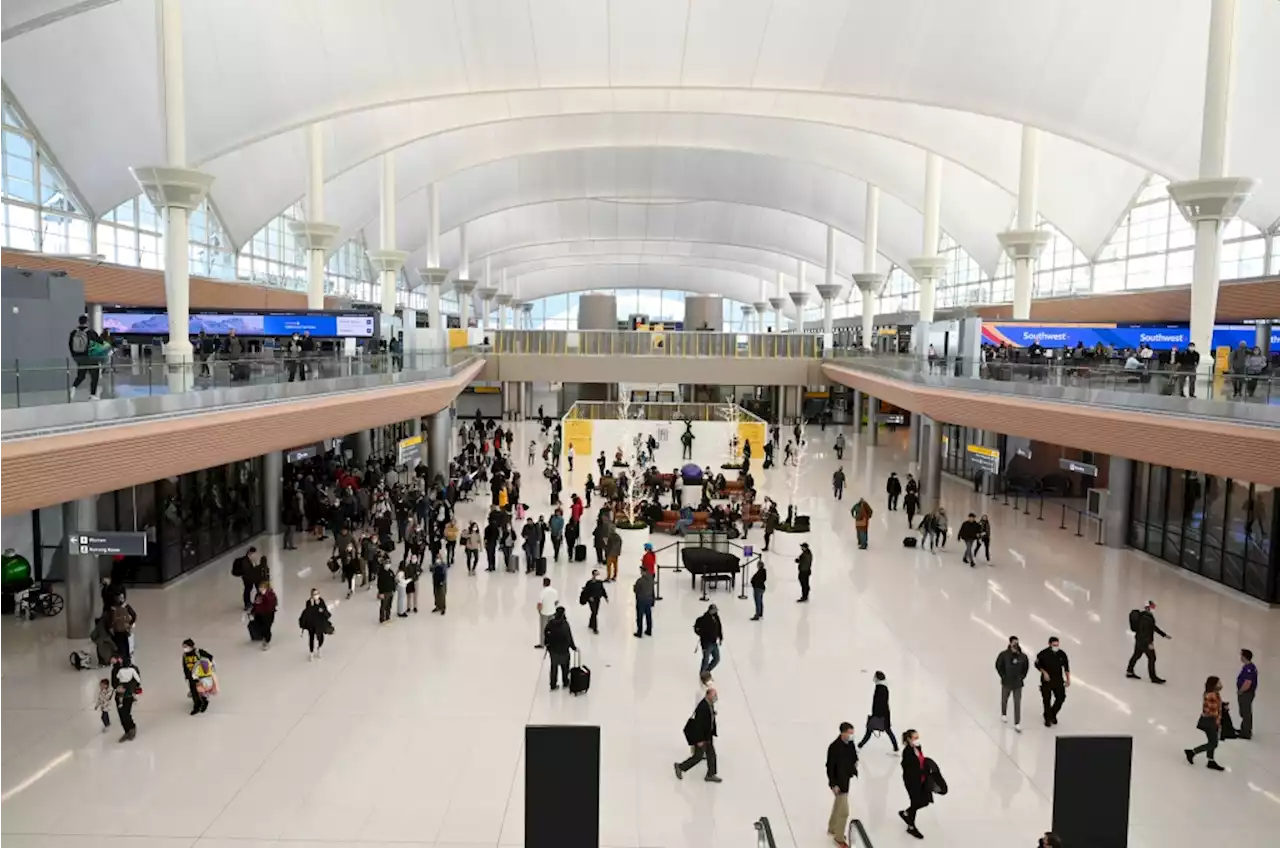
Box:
5;2;1280;848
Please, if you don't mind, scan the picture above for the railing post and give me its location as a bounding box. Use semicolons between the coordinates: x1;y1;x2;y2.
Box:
1023;493;1031;515
1037;493;1044;520
1060;503;1067;530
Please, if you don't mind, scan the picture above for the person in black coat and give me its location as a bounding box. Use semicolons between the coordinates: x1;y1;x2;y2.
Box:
858;671;897;751
899;729;932;839
886;473;902;510
674;689;721;782
299;588;331;660
826;722;860;843
903;490;920;529
543;606;576;690
580;570;609;633
1126;600;1170;683
376;563;397;623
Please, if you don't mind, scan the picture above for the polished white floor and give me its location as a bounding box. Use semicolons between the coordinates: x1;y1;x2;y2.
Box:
3;418;1278;848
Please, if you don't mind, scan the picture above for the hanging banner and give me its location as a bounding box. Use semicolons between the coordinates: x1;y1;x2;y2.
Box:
966;444;1001;474
397;434;424;466
564;419;593;459
737;421;767;459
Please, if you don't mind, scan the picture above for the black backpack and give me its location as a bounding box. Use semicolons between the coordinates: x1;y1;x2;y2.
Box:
1128;609;1141;632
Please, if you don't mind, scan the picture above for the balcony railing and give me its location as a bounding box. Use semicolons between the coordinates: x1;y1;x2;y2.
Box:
491;329;821;359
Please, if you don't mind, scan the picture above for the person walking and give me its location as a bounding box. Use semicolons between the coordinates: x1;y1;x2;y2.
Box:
543;606;577;691
549;508;565;561
1035;636;1070;726
826;723;861;846
535;577;558;648
634;566;655;638
834;432;846;460
857;671;897;751
231;545;259;611
567;444;575;472
67;313;103;400
93;677;114;733
299;588;331;660
1237;649;1257;740
904;488;920;529
695;604;723;673
251;581;278;650
112;656;142;742
464;521;482;574
180;638;214;715
580;569;608;633
832;467;846;500
958;513;982;566
605;527;623;582
484;519;500;572
977;514;992;562
796;542;813;602
886;472;902;511
444;517;460;566
995;635;1029;731
107;596;137;665
851;498;873;549
674;687;721;783
898;729;934;840
749;560;767;621
1126;600;1170;683
430;557;448;615
1184;676;1226;771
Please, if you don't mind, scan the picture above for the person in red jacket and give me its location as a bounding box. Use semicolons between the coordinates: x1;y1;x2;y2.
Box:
641;543;657;575
251;580;278;650
570;493;585;523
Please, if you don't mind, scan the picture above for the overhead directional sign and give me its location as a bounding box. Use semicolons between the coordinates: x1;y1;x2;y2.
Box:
285;444;321;463
966;444;1001;474
67;531;147;556
398;434;424;466
1060;458;1099;477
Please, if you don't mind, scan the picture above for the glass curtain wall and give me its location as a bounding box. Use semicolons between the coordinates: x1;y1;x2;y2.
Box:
1129;462;1277;601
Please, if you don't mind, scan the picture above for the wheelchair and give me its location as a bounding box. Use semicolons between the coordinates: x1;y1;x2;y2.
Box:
14;581;64;620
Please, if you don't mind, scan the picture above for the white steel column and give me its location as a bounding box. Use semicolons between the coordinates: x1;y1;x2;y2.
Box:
999;126;1050;321
853;185;886;351
369;154;408;319
458;223;470;279
908;155;947;355
418;183;447;347
453;222;475;329
306;125;326;308
131;0;213;392
1168;0;1256;381
769;270;788;332
815;225;841;352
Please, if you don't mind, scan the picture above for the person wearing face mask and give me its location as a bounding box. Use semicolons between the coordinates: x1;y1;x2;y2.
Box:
298;588;331;661
1184;675;1226;771
180;638;213;715
898;729;932;839
826;722;860;846
1034;637;1071;727
675;687;721;783
995;636;1030;731
1177;341;1200;397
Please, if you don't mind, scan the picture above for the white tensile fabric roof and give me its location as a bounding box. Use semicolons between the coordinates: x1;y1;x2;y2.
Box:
3;0;1277;301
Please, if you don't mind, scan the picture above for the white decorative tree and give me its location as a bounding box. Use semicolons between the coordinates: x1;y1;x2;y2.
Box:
614;395;642;526
718;403;744;469
788;416;809;523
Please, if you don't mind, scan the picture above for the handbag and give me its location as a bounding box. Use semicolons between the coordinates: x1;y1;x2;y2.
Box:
865;715;887;734
1196;714;1217;733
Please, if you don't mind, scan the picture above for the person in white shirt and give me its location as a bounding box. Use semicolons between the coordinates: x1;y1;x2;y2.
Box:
1138;343;1154;362
1124;354;1142;372
567;444;575;472
535;577;559;649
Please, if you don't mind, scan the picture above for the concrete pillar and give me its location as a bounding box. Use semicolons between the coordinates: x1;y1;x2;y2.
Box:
1104;456;1133;549
906;411;920;468
264;449;282;536
354;430;372;467
980;429;999;496
867;395;879;446
908;155;946;355
684;296;724;331
853;186;885;351
922;417;944;514
1006;126;1046;321
851;390;863;435
409;416;423;472
426;409;452;482
577;294;618;330
1257;323;1272;357
62;496;97;639
89;304;103;333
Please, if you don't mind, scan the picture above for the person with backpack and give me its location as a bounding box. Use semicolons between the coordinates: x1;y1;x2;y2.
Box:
580;569;608;633
251;581;278;649
695;604;723;674
826;722;860;846
549;508;565;560
108;597;137;665
68;313;103;400
886;472;902;511
180;638;214;715
834;432;846;460
749;560;767;621
231;545;259;611
298;588;331;661
851;498;873;549
832;467;846;500
1126;600;1170;684
544;606;577;691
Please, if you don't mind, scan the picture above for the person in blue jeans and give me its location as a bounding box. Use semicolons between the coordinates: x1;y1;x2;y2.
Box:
750;561;767;621
633;567;655;637
694;605;723;674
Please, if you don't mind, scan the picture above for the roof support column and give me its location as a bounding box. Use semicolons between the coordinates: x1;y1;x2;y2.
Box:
418;183;448;347
769;270;788;333
478;256;496;334
131;0;213;392
288;124;340;312
453;223;476;330
909;154;947;355
754;277;769;333
853;186;886;352
790;260;811;328
815;224;842;354
495;269;512;330
999;126;1051;321
1168;0;1256;381
368;153;408;319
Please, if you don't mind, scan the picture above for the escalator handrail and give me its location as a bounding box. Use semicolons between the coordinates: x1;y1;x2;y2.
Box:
753;817;777;848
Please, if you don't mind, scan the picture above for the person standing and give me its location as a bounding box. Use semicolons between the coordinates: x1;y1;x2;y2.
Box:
695;604;723;673
580;569;608;633
484;519;499;572
977;514;992;562
1184;676;1226;771
430;558;448;615
634;565;655;638
112;656;142;742
898;729;932;840
1035;636;1070;727
107;596;137;665
1126;600;1170;683
1178;342;1201;398
180;638;213;715
535;577;558;648
543;606;576;691
826;723;860;846
299;588;331;660
749;560;767;621
251;581;278;650
886;473;902;511
464;521;482;574
832;467;846;500
232;545;259;611
376;561;396;623
851;498;873;550
674;687;721;783
849;669;896;753
903;488;920;529
796;542;813;602
958;513;982;566
549;508;565;561
1237;649;1257;740
567;443;575;472
605;528;623;582
995;635;1029;731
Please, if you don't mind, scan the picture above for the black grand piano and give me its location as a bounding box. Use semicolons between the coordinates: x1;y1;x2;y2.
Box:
680;547;743;593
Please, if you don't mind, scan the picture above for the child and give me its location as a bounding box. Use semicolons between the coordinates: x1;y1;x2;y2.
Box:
93;678;113;732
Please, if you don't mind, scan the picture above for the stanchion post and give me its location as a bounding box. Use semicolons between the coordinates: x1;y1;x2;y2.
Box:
1075;509;1084;537
1037;494;1045;521
1060;503;1067;530
1023;493;1031;515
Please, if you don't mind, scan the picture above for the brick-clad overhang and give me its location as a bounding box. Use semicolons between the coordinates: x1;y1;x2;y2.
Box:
822;363;1280;486
0;361;484;515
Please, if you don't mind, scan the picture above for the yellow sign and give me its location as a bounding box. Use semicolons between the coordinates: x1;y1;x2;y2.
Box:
1214;345;1230;392
650;332;666;351
966;444;998;459
737;421;767;459
564;419;593;459
448;328;469;349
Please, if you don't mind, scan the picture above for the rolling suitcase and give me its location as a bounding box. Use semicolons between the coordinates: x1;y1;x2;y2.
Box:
574;544;587;562
535;556;547;576
902;537;918;548
569;650;591;695
247;618;264;641
506;551;519;573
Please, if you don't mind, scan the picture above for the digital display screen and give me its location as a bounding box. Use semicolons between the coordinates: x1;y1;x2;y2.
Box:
983;323;1278;350
103;311;376;338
